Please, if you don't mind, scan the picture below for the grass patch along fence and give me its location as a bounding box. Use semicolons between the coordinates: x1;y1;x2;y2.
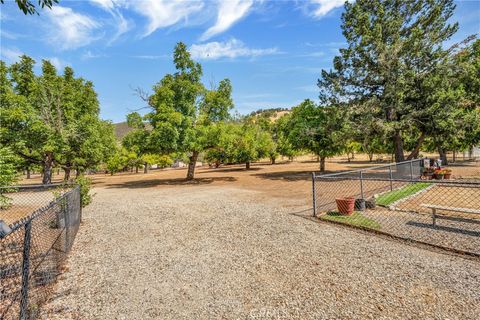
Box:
320;211;381;230
376;182;431;206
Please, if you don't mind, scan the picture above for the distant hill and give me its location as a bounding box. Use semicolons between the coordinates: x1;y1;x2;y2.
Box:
114;122;152;140
249;108;291;121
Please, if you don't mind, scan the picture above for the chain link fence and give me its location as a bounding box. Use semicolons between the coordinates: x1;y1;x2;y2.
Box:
312;159;480;256
0;185;81;319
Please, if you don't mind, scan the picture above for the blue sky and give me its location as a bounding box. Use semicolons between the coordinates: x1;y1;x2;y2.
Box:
1;0;479;122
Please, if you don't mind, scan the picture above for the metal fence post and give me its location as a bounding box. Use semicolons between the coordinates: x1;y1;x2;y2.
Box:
409;160;414;180
388;166;393;191
360;171;364;199
312;172;317;217
19;220;32;320
64;194;70;252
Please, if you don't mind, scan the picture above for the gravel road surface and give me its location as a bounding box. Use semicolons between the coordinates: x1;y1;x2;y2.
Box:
40;184;480;319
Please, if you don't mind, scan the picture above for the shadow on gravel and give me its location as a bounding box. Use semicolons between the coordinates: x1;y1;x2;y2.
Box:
197;167;261;173
252;170;315;182
288;208;314;218
406;221;480;237
105;176;237;189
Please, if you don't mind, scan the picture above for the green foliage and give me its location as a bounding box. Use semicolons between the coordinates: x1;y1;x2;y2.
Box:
0;147;19;209
143;42;234;179
74;175;93;208
0;56;117;184
141;153;173;169
318;0;460;162
0;0;58;15
285;100;346;171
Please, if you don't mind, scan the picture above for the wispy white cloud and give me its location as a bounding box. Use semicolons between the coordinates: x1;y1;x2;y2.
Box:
308;0;348;18
81;50;107;60
127;0;204;37
200;0;254;41
0;47;23;63
190;38;278;60
90;0;132;44
46;6;101;50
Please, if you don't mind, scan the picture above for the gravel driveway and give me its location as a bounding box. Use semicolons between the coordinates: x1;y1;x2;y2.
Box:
40;184;480;319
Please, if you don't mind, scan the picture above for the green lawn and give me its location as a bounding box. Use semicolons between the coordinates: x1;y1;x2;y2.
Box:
320;211;381;230
376;182;431;207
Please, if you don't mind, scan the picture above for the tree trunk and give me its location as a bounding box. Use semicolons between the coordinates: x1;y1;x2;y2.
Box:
246;161;251;170
26;168;31;179
347;153;351;162
42;152;53;185
144;162;148;174
393;130;405;163
186;151;199;180
64;167;71;182
135;166;139;173
469;146;473;160
270;156;276;165
320;156;326;172
368;153;374;162
438;146;448;165
406;132;426;160
351;151;355;160
76;169;81;178
452;150;456;163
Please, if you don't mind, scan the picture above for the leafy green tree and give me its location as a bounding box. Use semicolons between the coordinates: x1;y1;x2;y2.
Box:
141;154;173;170
275;113;297;161
0;147;19;208
319;0;458;162
122;112;153;173
287;100;346;172
1;56;116;184
144;42;234;180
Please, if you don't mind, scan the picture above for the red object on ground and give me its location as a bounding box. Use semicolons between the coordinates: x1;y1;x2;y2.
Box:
336;197;355;215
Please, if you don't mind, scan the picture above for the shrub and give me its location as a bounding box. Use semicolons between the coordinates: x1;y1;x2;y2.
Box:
0;147;19;209
75;175;94;208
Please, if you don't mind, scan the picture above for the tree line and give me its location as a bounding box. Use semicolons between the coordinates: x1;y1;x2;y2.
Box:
1;0;478;185
0;56;117;184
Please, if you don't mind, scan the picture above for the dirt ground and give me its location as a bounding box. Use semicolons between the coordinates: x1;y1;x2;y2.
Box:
3;156;478;319
21;157;478;319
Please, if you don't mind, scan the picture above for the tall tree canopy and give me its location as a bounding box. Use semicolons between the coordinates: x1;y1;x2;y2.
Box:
319;0;459;162
286;100;346;172
0;55;116;184
141;42;234;180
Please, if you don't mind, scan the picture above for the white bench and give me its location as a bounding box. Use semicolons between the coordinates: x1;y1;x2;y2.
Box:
421;204;480;227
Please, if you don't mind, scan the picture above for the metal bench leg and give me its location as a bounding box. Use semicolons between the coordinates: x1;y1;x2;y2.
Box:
432;208;436;227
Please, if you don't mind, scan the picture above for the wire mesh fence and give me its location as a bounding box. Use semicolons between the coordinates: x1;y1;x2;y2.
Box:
0;185;81;320
312;159;480;256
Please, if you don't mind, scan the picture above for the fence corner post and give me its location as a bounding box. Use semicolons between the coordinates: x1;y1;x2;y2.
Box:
19;220;32;320
312;172;317;217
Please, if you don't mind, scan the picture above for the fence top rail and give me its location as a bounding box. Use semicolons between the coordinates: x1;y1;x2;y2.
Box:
7;185;79;233
314;175;480;185
0;183;74;192
312;158;424;178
